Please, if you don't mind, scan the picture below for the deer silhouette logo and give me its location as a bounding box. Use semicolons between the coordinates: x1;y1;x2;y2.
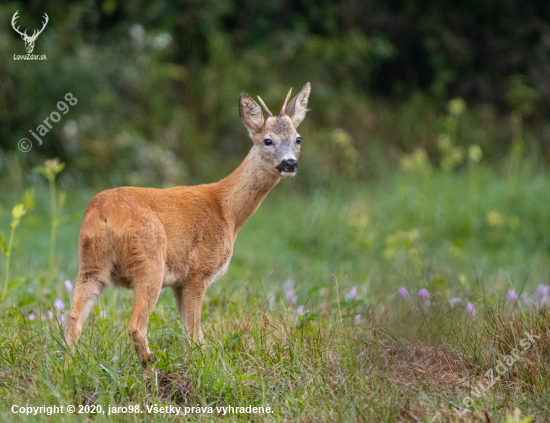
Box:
11;11;49;54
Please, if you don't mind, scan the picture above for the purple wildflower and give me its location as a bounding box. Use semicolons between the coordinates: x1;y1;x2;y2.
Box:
354;314;361;325
286;291;297;304
284;280;297;304
418;288;430;299
54;299;65;312
536;284;550;296
64;280;73;294
58;314;67;325
507;289;517;301
47;310;54;320
449;297;461;307
535;285;549;305
466;302;476;318
28;313;35;321
347;287;358;299
398;287;409;298
297;305;305;316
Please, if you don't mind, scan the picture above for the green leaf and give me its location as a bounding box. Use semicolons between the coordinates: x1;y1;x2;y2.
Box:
307;286;322;297
342;298;363;309
53;162;65;174
294;310;320;330
0;236;6;255
99;364;119;384
8;277;25;292
433;277;449;297
18;294;36;307
223;333;242;350
33;165;47;177
237;372;256;381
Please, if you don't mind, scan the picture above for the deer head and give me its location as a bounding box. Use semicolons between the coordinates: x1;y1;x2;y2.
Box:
11;11;49;54
239;83;311;177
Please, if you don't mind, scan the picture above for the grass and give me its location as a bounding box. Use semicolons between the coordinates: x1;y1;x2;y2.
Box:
0;161;549;422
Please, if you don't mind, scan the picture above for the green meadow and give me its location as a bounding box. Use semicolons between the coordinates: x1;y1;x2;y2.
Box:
0;156;549;422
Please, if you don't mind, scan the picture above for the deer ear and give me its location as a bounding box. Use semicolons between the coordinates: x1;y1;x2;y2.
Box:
284;82;311;128
239;93;265;136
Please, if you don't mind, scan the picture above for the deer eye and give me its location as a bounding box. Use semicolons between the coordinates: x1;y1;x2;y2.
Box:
296;137;302;145
263;139;273;146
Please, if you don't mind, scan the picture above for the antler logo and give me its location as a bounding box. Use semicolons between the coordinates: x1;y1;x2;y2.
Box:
11;10;49;54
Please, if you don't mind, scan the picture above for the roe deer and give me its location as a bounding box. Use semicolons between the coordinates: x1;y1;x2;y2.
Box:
65;83;311;366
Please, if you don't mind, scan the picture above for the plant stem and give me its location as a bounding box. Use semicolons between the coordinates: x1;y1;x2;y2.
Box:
1;224;16;302
48;176;57;279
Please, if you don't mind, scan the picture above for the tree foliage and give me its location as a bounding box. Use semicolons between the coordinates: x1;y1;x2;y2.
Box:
0;0;548;188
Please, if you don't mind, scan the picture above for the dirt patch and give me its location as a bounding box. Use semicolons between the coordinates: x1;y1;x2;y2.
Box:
146;370;195;405
364;339;475;390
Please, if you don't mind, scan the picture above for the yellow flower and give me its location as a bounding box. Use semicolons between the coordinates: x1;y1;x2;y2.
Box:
438;134;452;152
487;211;503;227
449;245;462;257
448;98;466;116
22;189;36;211
468;145;483;163
11;203;27;228
399;148;431;178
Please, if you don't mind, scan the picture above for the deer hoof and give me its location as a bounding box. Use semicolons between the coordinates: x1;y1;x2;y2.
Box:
141;353;156;368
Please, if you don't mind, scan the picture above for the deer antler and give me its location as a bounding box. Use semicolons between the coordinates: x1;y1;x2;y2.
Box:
11;11;28;38
280;88;293;116
257;96;273;117
29;13;49;40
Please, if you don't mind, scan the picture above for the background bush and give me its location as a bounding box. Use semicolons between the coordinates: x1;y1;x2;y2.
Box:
0;0;549;190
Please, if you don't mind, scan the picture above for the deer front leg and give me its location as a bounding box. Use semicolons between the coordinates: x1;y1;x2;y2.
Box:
174;281;206;347
173;285;185;327
128;276;162;367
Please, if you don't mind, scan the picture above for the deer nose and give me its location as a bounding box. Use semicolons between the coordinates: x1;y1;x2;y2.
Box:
276;159;298;173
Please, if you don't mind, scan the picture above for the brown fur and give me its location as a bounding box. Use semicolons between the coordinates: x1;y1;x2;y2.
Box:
65;83;311;366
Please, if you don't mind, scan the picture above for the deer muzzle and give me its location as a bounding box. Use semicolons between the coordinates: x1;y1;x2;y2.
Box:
276;159;298;175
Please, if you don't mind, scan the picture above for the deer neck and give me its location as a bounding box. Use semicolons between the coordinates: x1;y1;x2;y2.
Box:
215;148;280;234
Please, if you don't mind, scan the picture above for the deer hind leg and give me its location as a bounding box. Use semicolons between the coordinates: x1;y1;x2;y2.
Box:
65;268;108;350
66;213;114;350
128;268;163;367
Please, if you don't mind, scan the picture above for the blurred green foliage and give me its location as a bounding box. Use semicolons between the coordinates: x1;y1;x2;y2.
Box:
0;0;549;190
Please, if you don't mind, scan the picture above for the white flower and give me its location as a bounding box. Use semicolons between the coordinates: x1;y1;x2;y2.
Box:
130;24;145;49
153;33;172;50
